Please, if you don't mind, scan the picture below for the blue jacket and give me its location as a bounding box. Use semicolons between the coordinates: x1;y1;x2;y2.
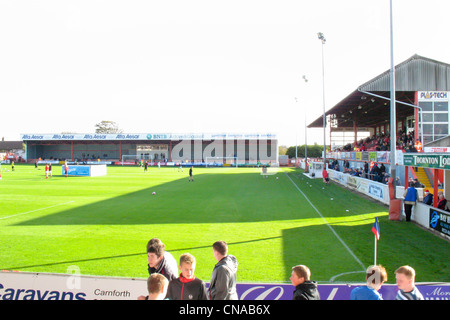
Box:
350;286;383;300
404;187;418;204
423;193;433;205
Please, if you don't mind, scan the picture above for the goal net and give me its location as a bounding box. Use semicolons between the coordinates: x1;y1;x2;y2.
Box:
121;154;153;165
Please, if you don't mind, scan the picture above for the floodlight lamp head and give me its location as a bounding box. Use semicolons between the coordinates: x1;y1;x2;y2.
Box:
317;32;326;44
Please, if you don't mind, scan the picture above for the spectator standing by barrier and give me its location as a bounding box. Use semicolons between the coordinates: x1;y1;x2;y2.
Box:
437;191;447;210
322;168;329;184
208;241;238;300
166;253;208;300
350;265;388;300
395;266;424;300
290;265;320;300
422;190;433;205
147;238;178;281
403;182;418;222
138;273;169;300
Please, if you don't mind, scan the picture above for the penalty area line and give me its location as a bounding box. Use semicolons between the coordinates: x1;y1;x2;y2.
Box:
284;171;366;271
0;201;75;220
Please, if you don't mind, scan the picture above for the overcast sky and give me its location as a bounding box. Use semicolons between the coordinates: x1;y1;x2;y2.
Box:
1;0;449;146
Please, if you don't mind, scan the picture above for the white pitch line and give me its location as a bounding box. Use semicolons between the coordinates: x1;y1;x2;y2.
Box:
284;171;366;271
0;201;75;220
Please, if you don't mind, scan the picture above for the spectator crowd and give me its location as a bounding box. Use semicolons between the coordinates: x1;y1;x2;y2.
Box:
338;130;420;153
138;238;424;301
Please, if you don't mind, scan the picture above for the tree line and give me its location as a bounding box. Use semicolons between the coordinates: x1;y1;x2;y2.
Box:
281;143;325;158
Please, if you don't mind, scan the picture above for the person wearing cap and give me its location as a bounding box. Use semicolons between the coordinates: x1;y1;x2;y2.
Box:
422;190;433;206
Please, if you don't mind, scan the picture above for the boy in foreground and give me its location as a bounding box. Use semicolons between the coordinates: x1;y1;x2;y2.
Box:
350;265;388;300
138;273;169;300
166;253;208;300
395;265;423;300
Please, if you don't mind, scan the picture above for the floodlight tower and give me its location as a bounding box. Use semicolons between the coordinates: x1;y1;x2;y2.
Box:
302;75;308;161
317;32;327;167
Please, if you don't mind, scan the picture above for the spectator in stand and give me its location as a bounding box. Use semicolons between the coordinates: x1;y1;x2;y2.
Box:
290;265;321;300
381;172;390;184
350;265;388;300
146;238;178;281
334;162;340;172
437;191;447;210
413;178;424;188
422;190;433;205
370;163;380;181
363;162;369;178
445;201;450;212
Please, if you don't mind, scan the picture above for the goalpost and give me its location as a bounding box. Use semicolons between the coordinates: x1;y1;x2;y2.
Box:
205;156;238;167
121;154;153;166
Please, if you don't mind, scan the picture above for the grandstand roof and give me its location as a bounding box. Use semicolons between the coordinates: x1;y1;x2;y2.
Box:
308;54;450;128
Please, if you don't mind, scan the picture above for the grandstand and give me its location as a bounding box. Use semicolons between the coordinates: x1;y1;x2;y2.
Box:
20;133;278;167
308;54;450;193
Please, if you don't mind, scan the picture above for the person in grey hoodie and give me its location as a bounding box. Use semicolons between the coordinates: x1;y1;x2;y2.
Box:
208;241;238;300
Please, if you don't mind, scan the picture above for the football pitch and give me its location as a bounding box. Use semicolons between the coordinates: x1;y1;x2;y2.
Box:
0;164;448;284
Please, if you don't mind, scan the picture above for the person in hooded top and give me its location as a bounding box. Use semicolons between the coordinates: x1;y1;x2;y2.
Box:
290;265;320;300
208;241;238;300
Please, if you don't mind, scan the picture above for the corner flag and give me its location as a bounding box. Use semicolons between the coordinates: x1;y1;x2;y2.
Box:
372;217;380;240
372;217;380;265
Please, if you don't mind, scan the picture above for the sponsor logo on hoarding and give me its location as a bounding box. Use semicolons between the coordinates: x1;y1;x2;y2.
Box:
22;134;44;140
0;283;86;300
419;91;449;100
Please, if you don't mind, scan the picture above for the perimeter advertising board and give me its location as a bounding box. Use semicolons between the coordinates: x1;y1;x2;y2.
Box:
1;271;449;300
429;208;450;237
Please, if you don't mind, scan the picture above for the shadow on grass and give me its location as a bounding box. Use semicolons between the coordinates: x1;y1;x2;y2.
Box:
14;169;388;226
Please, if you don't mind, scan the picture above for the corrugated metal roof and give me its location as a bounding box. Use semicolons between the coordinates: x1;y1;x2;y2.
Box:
308;54;450;128
358;54;450;92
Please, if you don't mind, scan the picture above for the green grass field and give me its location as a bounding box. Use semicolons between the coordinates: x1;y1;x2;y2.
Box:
0;164;448;284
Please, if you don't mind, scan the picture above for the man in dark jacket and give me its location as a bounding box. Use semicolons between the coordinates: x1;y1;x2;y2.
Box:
290;265;320;300
209;241;238;300
423;190;433;205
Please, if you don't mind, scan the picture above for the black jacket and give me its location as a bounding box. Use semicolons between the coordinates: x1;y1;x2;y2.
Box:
293;281;321;300
166;276;208;300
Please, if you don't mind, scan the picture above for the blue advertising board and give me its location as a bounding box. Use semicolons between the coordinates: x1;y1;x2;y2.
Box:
62;165;91;176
